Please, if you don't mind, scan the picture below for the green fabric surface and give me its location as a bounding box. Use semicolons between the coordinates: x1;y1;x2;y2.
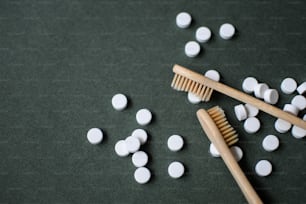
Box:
1;0;306;203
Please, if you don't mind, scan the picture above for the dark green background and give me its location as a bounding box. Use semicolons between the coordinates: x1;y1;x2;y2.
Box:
1;0;306;203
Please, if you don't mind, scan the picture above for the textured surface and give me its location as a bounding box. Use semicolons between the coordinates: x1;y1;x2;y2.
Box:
1;0;306;203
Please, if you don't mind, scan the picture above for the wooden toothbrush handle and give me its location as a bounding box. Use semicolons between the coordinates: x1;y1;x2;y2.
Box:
197;109;263;204
174;64;306;130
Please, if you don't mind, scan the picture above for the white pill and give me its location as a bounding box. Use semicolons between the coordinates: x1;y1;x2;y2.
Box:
291;115;306;139
184;41;201;58
297;82;306;95
205;70;220;82
230;146;243;162
114;140;129;157
262;135;279;152
134;167;151;184
87;128;103;145
187;92;201;104
274;118;291;133
244;117;260;134
132;151;149;167
254;83;269;99
209;143;220;157
111;93;128;111
281;78;297;94
131;129;148;145
125;136;141;153
234;104;248;121
168;161;185;179
136;108;152;126
264;89;279;104
242;77;258;93
219;23;235;40
291;95;306;111
283;104;299;116
255;160;272;177
176;12;192;29
244;104;259;117
167;135;184;152
195;26;211;43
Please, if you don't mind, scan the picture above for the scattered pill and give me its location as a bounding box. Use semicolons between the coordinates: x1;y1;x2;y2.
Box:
283;104;299;116
134;167;151;184
132;151;149;167
274;118;291;133
242;77;258;93
168;161;185;179
219;23;235;40
111;93;128;111
167;135;184;152
131;129;148;145
136;108;152;126
185;41;201;58
291;95;306;111
244;117;260;134
244;104;259;117
281;78;297;94
297;82;306;95
234;104;248;121
255;160;272;177
195;26;211;43
230;146;243;162
115;140;129;157
87;128;103;145
176;12;192;29
187;92;201;104
291;114;306;139
264;89;279;104
205;70;221;82
254;83;269;99
209;143;220;157
262;135;279;152
125;136;141;153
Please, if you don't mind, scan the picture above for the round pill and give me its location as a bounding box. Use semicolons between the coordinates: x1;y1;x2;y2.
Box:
274;118;291;133
209;143;220;157
230;146;243;162
111;93;128;111
168;161;185;179
219;23;235;40
242;77;258;93
254;83;269;99
297;82;306;95
176;12;192;29
187;92;201;104
184;41;201;58
234;104;248;121
264;89;279;104
136;108;152;126
125;136;141;153
280;78;297;94
291;95;306;111
244;104;259;117
195;26;211;43
205;70;221;82
132;151;149;167
87;128;103;145
262;135;279;152
131;129;148;145
134;167;151;184
291;114;306;139
244;117;260;134
167;135;184;152
255;160;272;177
283;104;299;116
114;140;129;157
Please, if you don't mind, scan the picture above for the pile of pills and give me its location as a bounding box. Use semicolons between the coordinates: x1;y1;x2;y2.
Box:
176;11;236;58
167;134;185;179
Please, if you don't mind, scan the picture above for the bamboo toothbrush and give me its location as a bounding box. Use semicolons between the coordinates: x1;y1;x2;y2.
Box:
171;64;306;130
197;106;263;204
